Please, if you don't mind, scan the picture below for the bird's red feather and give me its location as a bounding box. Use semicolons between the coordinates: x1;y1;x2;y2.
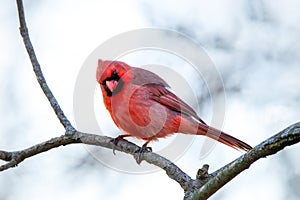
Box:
96;59;252;151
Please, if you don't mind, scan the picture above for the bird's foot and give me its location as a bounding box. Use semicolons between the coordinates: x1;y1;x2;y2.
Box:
135;143;152;164
110;135;127;155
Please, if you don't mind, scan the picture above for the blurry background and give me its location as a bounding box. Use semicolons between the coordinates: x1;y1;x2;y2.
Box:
1;0;300;199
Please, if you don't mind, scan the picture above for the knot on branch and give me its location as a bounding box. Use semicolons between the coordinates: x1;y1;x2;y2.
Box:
196;164;210;180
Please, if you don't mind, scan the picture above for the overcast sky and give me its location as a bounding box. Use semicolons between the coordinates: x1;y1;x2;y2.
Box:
1;1;300;200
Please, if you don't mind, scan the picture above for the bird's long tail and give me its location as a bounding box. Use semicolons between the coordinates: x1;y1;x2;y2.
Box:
197;123;252;151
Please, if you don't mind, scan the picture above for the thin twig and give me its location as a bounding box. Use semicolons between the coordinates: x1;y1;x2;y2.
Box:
16;0;75;134
0;135;77;171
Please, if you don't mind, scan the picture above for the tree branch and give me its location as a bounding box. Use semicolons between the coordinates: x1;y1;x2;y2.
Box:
1;123;300;198
0;135;78;171
16;0;75;134
0;132;191;189
189;122;300;200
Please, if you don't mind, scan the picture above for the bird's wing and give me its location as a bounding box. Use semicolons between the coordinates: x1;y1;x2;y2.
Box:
146;84;206;124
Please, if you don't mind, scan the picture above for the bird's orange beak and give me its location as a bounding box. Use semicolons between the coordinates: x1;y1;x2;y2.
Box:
106;80;118;92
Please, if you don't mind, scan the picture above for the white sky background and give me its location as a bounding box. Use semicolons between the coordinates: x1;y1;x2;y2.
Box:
1;0;300;200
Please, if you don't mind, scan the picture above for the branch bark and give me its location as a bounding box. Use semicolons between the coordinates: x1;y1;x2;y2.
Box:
16;0;75;134
1;123;300;199
0;132;191;190
189;122;300;199
1;1;298;200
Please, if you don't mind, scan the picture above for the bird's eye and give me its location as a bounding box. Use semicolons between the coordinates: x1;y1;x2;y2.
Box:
112;69;118;79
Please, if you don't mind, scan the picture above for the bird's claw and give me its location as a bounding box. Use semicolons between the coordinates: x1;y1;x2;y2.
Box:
110;135;125;155
135;143;152;164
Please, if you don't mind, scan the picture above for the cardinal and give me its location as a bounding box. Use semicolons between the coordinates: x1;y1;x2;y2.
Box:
96;59;252;160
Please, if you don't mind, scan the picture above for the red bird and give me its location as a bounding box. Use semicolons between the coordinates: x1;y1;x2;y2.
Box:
96;60;252;158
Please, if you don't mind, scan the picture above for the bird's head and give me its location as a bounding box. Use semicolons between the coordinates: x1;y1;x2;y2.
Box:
96;59;133;96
